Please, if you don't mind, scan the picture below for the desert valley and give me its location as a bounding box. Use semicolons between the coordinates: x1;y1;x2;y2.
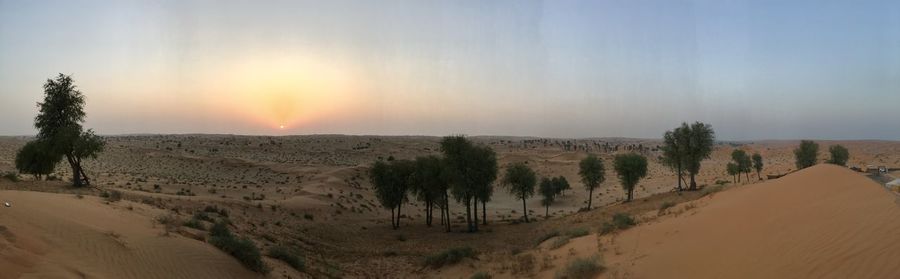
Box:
1;135;899;278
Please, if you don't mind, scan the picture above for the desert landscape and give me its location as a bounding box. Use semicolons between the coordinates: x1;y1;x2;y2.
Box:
1;135;899;278
2;1;899;278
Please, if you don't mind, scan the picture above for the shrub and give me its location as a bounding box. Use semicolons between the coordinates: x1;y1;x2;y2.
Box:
556;256;604;279
794;140;819;169
550;236;571;249
106;190;122;202
2;172;19;182
659;201;676;214
567;227;589;237
268;246;305;271
827;145;849;166
207;222;268;273
612;213;635;229
536;231;560;246
425;247;476;268
600;222;616;235
470;271;492;279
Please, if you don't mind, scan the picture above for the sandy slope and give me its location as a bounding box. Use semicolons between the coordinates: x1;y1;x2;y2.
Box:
0;191;258;279
601;164;900;278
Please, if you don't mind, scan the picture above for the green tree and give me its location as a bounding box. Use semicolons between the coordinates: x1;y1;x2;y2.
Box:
32;74;105;187
552;176;570;196
369;159;414;229
726;162;739;183
661;125;690;191
684;122;715;190
730;149;752;182
15;140;60;180
614;153;648;202
794;140;819;170
441;136;497;232
539;177;556;218
578;154;605;210
827;145;849;166
752;153;763;180
410;155;448;227
503;163;536;222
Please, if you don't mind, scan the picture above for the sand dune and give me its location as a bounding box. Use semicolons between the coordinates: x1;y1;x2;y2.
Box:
0;191;258;279
601;164;900;278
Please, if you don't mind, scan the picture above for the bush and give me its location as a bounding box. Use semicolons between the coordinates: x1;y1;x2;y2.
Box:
556;256;604;279
268;246;305;271
794;140;819;169
828;145;849;166
208;222;268;273
425;247;476;268
550;236;571;249
567;227;589;237
470;271;492;279
536;231;560;246
612;213;635;229
106;190;122;202
659;201;676;214
2;172;19;182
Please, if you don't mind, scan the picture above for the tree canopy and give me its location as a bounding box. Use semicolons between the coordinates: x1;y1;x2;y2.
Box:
683;122;715;190
15;140;60;179
827;145;849;166
731;149;752;182
752;153;763;180
614;153;648;202
503;162;536;222
661;125;690;191
794;140;819;170
578;154;605;210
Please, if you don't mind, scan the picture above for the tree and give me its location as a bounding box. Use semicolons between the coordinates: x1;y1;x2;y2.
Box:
539;177;556;218
614;153;648;202
410;155;448;227
730;149;752;182
794;140;819;170
827;145;849;166
32;74;105;187
441;136;497;232
752;153;763;180
661;125;690;191
552;176;570;196
369;159;414;229
578;154;605;210
15;140;60;180
683;122;715;190
726;162;739;183
503;163;536;222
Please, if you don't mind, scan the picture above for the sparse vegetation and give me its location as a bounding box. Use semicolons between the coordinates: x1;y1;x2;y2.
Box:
556;256;604;279
2;172;19;182
659;201;676;214
208;221;269;273
425;247;476;268
268;245;305;271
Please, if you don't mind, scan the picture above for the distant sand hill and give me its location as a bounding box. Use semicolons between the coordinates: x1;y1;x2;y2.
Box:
598;164;900;278
0;191;257;279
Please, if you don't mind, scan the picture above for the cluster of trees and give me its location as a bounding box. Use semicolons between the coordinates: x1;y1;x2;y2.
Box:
794;140;850;169
660;122;716;191
369;136;497;232
726;150;764;182
15;74;104;186
538;176;570;217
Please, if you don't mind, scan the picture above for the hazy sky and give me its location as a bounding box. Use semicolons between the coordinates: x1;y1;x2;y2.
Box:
1;0;898;140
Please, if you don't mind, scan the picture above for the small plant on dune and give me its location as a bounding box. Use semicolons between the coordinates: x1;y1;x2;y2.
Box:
106;190;122;202
555;256;604;279
208;221;269;273
566;227;589;238
2;172;19;182
658;201;676;215
268;245;305;271
536;230;560;246
612;213;636;229
470;271;492;279
424;247;476;268
550;236;572;249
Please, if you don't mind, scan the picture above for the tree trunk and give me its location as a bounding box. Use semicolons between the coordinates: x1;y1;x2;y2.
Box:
67;155;83;187
522;198;529;223
676;163;683;191
587;188;593;210
757;170;761;181
745;172;750;182
465;197;473;232
445;191;451;232
690;174;697;190
390;207;396;229
546;204;549;218
481;200;487;225
473;197;479;232
396;202;403;229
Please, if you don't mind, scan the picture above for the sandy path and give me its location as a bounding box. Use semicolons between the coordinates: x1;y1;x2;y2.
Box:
0;191;259;279
602;164;900;278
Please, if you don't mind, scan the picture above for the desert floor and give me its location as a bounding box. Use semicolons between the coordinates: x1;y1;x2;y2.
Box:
0;135;898;278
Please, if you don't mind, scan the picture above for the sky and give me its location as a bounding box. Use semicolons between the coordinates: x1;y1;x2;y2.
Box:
1;0;898;140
